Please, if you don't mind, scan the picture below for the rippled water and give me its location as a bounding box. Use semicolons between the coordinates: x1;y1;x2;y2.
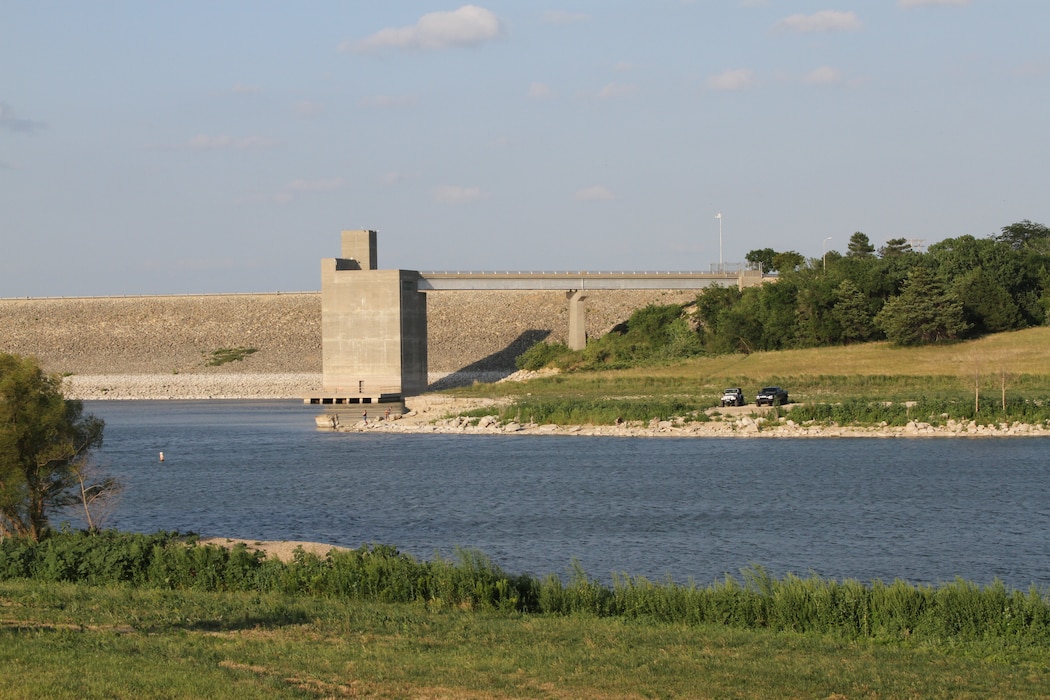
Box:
86;400;1050;588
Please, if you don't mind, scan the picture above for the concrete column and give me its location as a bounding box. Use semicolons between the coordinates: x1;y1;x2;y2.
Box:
340;229;378;270
566;289;588;350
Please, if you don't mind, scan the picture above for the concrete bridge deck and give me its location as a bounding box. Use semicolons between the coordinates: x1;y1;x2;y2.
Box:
417;270;761;291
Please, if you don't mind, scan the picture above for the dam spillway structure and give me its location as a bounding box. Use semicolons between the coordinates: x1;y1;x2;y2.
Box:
308;229;427;410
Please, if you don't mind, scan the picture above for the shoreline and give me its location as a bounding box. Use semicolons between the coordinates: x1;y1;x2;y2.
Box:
340;411;1050;439
64;373;1050;438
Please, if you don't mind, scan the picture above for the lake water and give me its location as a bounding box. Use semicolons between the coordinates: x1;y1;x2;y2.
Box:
84;400;1050;589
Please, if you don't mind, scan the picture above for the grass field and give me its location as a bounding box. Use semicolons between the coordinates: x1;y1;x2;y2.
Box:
6;330;1050;697
444;328;1050;425
3;580;1050;699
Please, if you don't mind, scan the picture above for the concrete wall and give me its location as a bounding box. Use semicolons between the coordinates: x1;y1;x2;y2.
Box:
320;230;427;398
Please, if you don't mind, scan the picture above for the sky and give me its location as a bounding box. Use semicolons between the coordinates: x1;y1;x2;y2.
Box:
2;1;1048;297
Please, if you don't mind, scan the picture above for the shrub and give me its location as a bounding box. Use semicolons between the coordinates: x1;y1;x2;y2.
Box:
5;531;1050;645
204;347;258;367
515;341;571;371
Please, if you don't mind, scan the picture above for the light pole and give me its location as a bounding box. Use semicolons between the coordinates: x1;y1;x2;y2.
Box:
715;211;723;272
822;236;832;271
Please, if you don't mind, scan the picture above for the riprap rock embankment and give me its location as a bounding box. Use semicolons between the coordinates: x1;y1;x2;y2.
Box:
0;290;694;399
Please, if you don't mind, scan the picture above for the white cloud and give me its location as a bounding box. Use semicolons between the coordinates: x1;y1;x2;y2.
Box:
380;171;409;186
774;10;862;33
187;135;278;151
574;185;615;201
433;185;483;204
613;61;636;72
597;82;638;99
528;82;554;99
0;102;45;133
541;10;591;25
344;5;503;52
899;0;969;7
707;68;755;91
359;95;419;109
231;84;261;95
803;66;845;85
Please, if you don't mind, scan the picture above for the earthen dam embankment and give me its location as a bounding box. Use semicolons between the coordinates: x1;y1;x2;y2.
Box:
0;290;694;399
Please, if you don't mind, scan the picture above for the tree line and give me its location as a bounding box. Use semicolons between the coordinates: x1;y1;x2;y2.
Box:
707;220;1050;351
517;220;1050;371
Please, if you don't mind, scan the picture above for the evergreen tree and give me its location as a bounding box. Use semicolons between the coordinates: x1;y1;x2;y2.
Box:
953;266;1023;334
874;267;970;345
832;279;876;343
879;237;914;258
846;232;876;258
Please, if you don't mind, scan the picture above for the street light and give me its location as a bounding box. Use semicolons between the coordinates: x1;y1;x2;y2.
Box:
715;211;723;272
822;236;833;271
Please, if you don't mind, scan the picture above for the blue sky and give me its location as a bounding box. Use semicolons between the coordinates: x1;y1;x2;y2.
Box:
2;1;1047;296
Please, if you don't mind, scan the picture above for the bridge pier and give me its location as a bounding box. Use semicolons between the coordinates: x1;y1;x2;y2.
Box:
566;289;589;350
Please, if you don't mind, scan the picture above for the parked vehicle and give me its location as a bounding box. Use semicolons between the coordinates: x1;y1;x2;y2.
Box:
720;387;745;407
756;386;789;406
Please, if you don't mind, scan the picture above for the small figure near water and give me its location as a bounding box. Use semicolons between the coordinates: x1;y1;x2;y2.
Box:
362;410;368;424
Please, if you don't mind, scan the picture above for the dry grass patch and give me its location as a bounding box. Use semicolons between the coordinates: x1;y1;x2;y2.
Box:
646;326;1050;381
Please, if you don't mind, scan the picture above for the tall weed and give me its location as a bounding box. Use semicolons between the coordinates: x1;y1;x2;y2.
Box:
3;531;1050;645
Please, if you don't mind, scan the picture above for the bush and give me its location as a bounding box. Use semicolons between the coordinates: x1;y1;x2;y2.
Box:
515;341;571;371
5;531;1050;645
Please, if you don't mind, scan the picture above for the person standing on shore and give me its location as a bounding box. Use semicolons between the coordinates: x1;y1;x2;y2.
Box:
362;410;367;424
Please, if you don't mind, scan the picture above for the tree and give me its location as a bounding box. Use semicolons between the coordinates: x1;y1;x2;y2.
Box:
874;267;970;346
832;279;876;344
745;248;804;274
0;353;109;540
996;219;1050;252
745;248;777;274
847;232;876;258
878;238;914;258
953;266;1023;334
771;251;805;274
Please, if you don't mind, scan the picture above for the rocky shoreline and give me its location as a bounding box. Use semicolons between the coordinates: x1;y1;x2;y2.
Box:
58;373;1050;438
320;395;1050;439
335;415;1050;439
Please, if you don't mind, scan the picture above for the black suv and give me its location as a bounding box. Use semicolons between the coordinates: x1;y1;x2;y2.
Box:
756;386;789;406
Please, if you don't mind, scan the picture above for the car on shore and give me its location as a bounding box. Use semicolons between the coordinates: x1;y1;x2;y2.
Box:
720;387;745;407
756;386;789;406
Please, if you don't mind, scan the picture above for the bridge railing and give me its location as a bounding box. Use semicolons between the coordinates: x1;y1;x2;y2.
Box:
418;270;745;276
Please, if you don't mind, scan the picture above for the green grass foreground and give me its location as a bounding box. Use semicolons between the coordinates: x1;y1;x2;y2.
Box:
2;532;1050;697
